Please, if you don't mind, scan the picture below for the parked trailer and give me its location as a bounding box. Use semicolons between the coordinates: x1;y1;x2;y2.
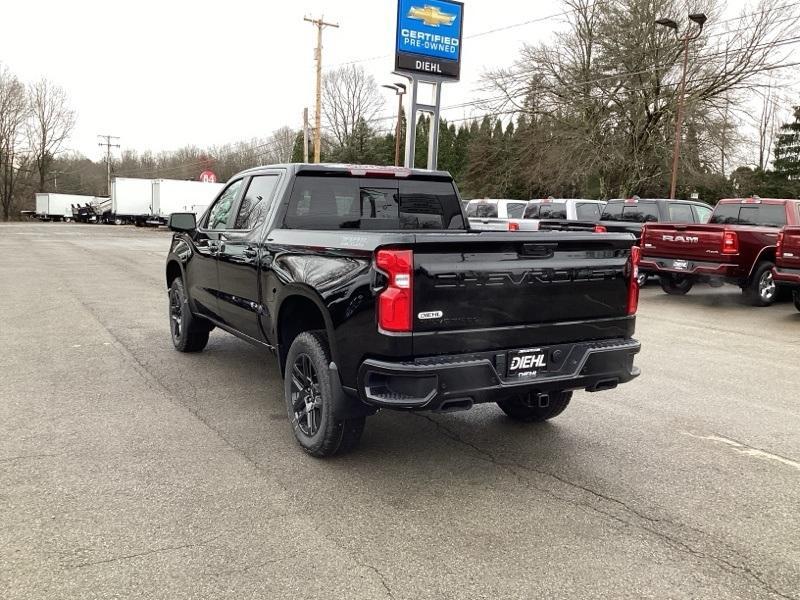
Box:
151;179;224;225
35;193;94;221
111;177;154;225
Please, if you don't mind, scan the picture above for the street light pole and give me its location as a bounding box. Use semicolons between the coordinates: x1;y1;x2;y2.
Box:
656;13;707;199
382;83;407;167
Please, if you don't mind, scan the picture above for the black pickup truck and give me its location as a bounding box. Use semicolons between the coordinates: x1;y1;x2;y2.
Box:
165;164;642;456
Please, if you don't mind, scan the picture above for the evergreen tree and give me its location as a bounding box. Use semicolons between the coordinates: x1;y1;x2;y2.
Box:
774;106;800;179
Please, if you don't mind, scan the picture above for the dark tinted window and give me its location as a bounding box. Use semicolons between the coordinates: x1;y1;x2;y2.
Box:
576;203;601;220
621;202;659;222
466;202;498;218
710;203;787;227
710;203;740;224
668;203;695;222
284;176;464;230
234;175;278;230
602;201;623;220
538;203;568;219
506;202;526;219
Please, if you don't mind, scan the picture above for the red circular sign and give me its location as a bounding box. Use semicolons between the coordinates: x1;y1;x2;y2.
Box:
199;170;217;183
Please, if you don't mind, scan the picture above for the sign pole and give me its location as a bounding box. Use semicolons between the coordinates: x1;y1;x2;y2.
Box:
404;77;418;168
427;81;442;170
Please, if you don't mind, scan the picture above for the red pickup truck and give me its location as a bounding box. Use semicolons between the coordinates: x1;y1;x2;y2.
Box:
640;198;800;306
775;226;800;311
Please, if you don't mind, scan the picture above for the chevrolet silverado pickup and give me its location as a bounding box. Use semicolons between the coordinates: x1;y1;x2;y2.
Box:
165;164;641;457
640;198;800;305
775;226;800;311
465;198;535;231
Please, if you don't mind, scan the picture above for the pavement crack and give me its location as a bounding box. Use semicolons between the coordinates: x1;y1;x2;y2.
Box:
354;558;395;599
70;532;225;569
414;413;797;600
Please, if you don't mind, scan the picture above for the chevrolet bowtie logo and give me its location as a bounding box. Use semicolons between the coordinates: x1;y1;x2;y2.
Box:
408;5;456;27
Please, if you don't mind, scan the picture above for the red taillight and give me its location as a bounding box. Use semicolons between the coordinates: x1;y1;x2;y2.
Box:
627;245;641;316
376;249;413;332
508;221;520;231
722;230;739;254
594;224;607;233
776;230;784;258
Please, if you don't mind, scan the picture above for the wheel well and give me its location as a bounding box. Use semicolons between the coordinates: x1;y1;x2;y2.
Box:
166;261;182;289
278;295;327;374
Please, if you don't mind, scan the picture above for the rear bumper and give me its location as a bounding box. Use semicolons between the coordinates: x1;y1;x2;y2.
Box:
640;255;741;279
773;266;800;286
357;338;641;411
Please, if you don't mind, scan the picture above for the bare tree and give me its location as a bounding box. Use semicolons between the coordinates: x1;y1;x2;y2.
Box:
483;0;799;196
264;126;298;164
0;64;30;220
322;65;383;149
27;78;75;192
757;84;778;171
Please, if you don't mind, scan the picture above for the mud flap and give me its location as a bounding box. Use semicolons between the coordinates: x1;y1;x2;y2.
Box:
328;362;377;419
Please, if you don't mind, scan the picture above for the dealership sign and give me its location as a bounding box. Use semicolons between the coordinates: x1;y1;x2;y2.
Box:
395;0;464;80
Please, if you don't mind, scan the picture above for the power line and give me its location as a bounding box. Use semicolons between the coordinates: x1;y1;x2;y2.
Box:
97;134;120;197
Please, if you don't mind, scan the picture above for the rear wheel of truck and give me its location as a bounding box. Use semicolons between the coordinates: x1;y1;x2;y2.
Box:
743;262;776;306
168;278;210;352
284;331;365;457
497;391;572;422
659;274;693;295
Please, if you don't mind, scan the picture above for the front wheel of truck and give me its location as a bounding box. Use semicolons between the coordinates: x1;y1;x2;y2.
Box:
497;391;572;422
284;331;365;457
659;274;693;295
168;278;210;352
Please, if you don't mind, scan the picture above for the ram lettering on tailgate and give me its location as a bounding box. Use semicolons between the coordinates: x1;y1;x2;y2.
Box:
662;234;699;243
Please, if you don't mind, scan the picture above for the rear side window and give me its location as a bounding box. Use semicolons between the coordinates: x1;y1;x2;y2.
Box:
284;176;464;230
537;203;567;219
576;203;601;221
602;202;623;220
667;203;695;222
506;202;526;219
466;202;498;218
710;203;787;227
621;202;659;222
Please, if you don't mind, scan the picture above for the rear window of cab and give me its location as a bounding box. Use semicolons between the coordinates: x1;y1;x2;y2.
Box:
710;202;787;227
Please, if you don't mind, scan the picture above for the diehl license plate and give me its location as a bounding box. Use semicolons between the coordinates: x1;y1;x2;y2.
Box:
507;348;547;378
673;259;689;270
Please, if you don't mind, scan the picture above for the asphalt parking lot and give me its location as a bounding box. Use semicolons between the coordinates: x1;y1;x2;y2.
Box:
1;221;799;600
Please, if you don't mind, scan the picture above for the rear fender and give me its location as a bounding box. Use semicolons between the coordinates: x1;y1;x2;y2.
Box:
748;246;776;279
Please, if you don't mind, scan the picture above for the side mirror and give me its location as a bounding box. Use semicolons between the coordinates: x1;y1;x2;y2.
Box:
168;212;197;232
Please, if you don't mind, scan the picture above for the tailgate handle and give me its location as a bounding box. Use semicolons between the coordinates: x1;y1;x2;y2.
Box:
521;243;557;258
674;225;688;231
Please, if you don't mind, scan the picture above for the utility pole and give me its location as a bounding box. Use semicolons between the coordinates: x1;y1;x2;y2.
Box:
52;170;61;192
304;15;338;163
656;13;707;199
303;108;310;163
97;134;120;196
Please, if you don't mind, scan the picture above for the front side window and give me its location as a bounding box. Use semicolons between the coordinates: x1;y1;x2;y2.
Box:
694;205;713;223
576;203;601;221
206;180;243;230
667;203;695;222
234;175;279;230
506;202;526;219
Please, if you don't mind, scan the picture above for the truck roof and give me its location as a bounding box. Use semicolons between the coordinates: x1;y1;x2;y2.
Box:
717;197;799;204
237;162;453;180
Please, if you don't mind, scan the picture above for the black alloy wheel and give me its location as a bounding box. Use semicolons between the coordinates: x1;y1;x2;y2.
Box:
290;353;323;438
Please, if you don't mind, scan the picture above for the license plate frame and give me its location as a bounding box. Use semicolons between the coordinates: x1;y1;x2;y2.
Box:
672;259;689;270
507;348;548;378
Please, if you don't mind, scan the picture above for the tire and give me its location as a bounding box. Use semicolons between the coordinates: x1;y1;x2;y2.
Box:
793;290;800;313
659;274;694;295
743;261;777;306
284;331;365;457
497;391;572;422
168;277;210;352
114;217;123;226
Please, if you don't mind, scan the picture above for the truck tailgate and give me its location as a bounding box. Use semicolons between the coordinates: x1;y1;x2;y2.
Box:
641;223;725;259
410;232;635;355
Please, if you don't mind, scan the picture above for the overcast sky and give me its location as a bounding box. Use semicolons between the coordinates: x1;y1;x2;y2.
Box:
0;0;775;164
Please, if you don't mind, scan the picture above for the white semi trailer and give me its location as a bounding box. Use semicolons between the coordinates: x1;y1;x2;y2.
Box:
35;193;94;221
151;179;224;224
111;177;154;225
